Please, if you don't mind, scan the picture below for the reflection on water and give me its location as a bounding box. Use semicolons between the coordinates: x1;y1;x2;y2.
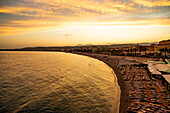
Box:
0;51;120;113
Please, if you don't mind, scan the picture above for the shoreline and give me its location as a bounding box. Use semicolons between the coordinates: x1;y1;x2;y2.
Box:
2;51;169;112
102;60;130;113
72;52;170;113
73;53;130;113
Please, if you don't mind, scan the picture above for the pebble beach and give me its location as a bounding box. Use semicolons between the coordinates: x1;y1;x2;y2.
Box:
74;52;170;113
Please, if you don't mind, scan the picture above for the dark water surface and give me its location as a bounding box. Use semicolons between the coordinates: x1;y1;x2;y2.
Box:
0;51;120;113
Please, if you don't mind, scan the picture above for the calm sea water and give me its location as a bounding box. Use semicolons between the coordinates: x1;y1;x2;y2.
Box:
0;51;120;113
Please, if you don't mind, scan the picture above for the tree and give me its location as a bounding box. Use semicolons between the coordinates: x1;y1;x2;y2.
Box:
160;48;168;57
130;48;132;55
140;47;148;56
133;48;137;56
139;46;143;52
165;47;168;57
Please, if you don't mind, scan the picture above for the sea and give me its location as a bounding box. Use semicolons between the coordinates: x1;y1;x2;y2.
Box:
0;51;120;113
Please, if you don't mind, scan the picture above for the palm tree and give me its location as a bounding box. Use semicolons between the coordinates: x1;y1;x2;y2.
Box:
130;48;132;56
133;48;138;56
140;47;148;56
160;48;168;57
160;48;165;53
139;46;143;52
165;47;168;57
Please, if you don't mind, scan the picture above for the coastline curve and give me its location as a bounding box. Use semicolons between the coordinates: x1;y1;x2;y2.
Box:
72;53;130;113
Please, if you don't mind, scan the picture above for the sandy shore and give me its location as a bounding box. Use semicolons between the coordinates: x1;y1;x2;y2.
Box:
72;53;169;113
73;53;130;113
102;60;130;113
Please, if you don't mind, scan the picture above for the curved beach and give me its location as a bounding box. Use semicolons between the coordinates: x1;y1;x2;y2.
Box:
102;60;130;113
74;52;170;113
0;51;121;113
73;53;130;113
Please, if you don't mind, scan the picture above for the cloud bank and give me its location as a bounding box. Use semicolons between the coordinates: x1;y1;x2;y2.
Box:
0;0;169;36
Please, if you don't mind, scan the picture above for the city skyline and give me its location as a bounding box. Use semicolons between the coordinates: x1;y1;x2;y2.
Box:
0;0;170;49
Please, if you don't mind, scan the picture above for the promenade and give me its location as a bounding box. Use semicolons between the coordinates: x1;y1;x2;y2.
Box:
75;52;170;113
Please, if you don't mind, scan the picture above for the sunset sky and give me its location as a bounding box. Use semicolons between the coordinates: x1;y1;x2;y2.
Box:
0;0;170;49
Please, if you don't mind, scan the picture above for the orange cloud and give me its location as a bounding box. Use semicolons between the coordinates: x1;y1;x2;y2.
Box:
0;0;138;18
0;0;169;37
0;19;66;36
0;0;163;20
134;0;170;7
0;17;169;36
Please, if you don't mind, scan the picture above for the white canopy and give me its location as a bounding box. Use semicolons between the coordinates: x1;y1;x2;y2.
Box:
148;63;162;75
162;75;170;84
154;64;170;73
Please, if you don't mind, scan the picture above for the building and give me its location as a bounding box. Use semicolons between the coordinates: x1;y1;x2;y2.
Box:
157;39;170;57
